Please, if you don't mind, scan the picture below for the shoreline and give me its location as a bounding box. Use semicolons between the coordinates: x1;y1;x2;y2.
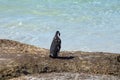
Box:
0;39;120;54
0;39;120;80
1;38;120;54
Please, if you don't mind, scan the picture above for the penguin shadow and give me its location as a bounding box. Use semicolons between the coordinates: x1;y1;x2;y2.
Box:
117;55;120;62
57;56;74;60
50;56;74;60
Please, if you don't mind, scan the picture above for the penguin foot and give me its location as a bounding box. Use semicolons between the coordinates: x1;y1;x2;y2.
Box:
49;55;57;58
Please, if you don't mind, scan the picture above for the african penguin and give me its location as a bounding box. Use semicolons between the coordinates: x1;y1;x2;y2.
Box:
49;31;61;58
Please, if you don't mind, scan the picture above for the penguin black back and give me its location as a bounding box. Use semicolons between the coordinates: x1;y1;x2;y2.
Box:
50;31;61;58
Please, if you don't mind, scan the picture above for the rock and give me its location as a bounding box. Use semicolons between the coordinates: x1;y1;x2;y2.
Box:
9;73;120;80
0;39;120;79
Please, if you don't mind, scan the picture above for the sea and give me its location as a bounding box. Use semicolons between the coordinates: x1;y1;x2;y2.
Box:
0;0;120;53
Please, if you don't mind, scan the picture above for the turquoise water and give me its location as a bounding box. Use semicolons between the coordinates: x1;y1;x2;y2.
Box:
0;0;120;53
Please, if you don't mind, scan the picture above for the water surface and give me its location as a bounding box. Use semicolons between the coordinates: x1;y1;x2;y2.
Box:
0;0;120;53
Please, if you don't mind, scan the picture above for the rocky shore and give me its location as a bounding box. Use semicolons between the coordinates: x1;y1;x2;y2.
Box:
0;39;120;80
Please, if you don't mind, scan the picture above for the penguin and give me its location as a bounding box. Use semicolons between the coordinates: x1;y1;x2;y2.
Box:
50;31;61;58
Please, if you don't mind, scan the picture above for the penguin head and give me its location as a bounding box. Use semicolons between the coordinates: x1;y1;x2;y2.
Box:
56;31;60;37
